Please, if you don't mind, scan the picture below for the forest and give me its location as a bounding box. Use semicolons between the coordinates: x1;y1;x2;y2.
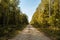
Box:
0;0;28;40
0;0;60;40
31;0;60;40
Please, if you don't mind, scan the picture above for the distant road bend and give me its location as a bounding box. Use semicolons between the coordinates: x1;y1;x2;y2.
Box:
9;25;51;40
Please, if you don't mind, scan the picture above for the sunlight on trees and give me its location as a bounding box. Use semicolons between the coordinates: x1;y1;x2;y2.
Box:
31;0;60;40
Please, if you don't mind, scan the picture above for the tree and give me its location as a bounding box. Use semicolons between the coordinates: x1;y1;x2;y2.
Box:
31;0;60;40
0;0;28;40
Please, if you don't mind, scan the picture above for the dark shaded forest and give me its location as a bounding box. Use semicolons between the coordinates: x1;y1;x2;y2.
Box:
0;0;28;40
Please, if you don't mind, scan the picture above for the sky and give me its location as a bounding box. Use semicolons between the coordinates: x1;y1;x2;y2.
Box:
19;0;41;22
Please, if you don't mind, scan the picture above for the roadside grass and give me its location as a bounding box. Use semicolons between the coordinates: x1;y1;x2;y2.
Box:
0;24;27;40
31;24;60;40
38;27;60;40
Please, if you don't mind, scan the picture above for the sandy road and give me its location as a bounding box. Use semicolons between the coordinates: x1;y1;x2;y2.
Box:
9;25;51;40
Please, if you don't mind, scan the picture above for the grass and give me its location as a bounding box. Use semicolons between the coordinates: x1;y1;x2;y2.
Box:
0;24;27;40
39;27;60;40
31;24;60;40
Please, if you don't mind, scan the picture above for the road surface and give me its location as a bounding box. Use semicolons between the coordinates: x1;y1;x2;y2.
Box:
9;25;51;40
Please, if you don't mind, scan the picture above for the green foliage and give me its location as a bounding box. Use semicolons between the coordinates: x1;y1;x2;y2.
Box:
0;0;28;40
31;0;60;40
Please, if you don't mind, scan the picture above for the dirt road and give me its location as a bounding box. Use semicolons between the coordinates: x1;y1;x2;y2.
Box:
9;25;51;40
